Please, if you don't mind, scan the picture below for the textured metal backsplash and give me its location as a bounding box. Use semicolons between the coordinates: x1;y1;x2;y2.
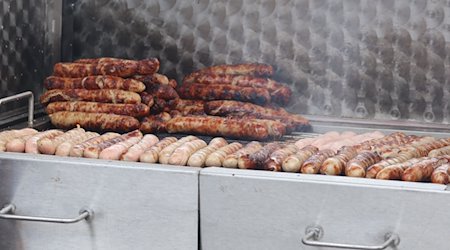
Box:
0;0;61;115
68;0;450;124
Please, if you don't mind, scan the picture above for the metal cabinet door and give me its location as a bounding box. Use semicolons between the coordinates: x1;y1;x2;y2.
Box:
0;153;199;250
200;167;450;250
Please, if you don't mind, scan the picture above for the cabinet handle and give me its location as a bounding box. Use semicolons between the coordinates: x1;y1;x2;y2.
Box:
302;225;400;250
0;91;34;127
0;204;92;224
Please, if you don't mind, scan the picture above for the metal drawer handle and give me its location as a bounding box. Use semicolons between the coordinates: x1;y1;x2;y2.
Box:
0;204;93;224
0;91;34;127
302;226;400;250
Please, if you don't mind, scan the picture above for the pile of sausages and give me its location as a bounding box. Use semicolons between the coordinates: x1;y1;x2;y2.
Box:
2;127;450;184
139;63;309;140
40;57;178;132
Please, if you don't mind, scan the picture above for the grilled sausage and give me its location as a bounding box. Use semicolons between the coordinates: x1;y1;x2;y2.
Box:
187;138;228;167
140;112;172;133
264;144;298;171
49;111;140;132
69;132;120;157
25;130;64;154
46;101;150;117
345;151;382;177
132;73;175;87
84;130;142;159
99;131;143;160
204;100;309;129
185;75;291;105
40;89;141;104
0;128;38;152
53;58;160;78
168;139;208;166
205;142;243;167
139;137;178;163
44;75;145;92
300;149;335;174
55;131;100;156
120;134;159;162
158;136;198;164
178;83;271;105
402;158;448;182
149;97;168;114
142;84;179;101
165;116;284;140
222;142;262;169
168;99;206;115
320;146;359;175
282;145;319;172
431;164;450;184
238;143;281;169
37;127;86;155
140;92;155;107
428;145;450;157
183;63;274;83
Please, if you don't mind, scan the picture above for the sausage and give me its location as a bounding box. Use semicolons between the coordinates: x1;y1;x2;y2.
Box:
120;134;159;162
177;83;271;105
84;130;142;159
168;139;208;166
264;144;298;171
402;158;448;182
184;75;291;105
428;145;450;157
168;99;206;115
375;157;424;180
345;151;382;177
282;145;319;172
183;63;274;83
25;130;64;154
187;138;228;167
158;136;198;164
140;92;155;108
46;101;149;117
149;97;168;114
142;84;179;101
55;132;100;156
294;137;316;150
40;89;141;104
37;127;85;155
99;131;143;160
69;132;120;157
223;141;262;168
53;58;160;78
204;100;309;129
6;134;38;153
0;128;38;152
132;73;171;86
300;149;335;174
238;143;281;169
44;76;146;92
431;164;450;184
205;142;243;167
165;116;283;140
139;137;177;163
320;146;359;175
49;111;140;132
140;112;172;133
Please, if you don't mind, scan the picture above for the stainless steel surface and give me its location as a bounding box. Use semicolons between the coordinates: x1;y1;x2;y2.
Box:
0;152;199;250
0;91;35;127
302;225;400;250
68;0;450;124
200;167;450;250
0;204;91;224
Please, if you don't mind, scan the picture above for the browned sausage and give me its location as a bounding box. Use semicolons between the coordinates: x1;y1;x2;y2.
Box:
69;132;120;157
40;89;141;104
224;141;262;169
204;142;243;167
165;116;284;140
177;83;271;105
84;130;142;159
402;158;448;182
320;146;358;175
238;143;281;169
49;111;140;132
183;63;274;83
264;144;298;171
44;76;146;92
143;84;179;100
431;164;450;184
345;151;382;177
54;58;160;77
46;101;150;117
168;99;206;115
282;145;319;172
301;149;336;174
139;112;173;133
139;137;178;163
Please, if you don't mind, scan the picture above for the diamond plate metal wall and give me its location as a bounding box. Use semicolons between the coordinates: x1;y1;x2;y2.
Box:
0;0;61;115
68;0;450;124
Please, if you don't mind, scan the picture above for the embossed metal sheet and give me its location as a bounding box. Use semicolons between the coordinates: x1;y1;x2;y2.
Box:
0;0;61;114
68;0;449;124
